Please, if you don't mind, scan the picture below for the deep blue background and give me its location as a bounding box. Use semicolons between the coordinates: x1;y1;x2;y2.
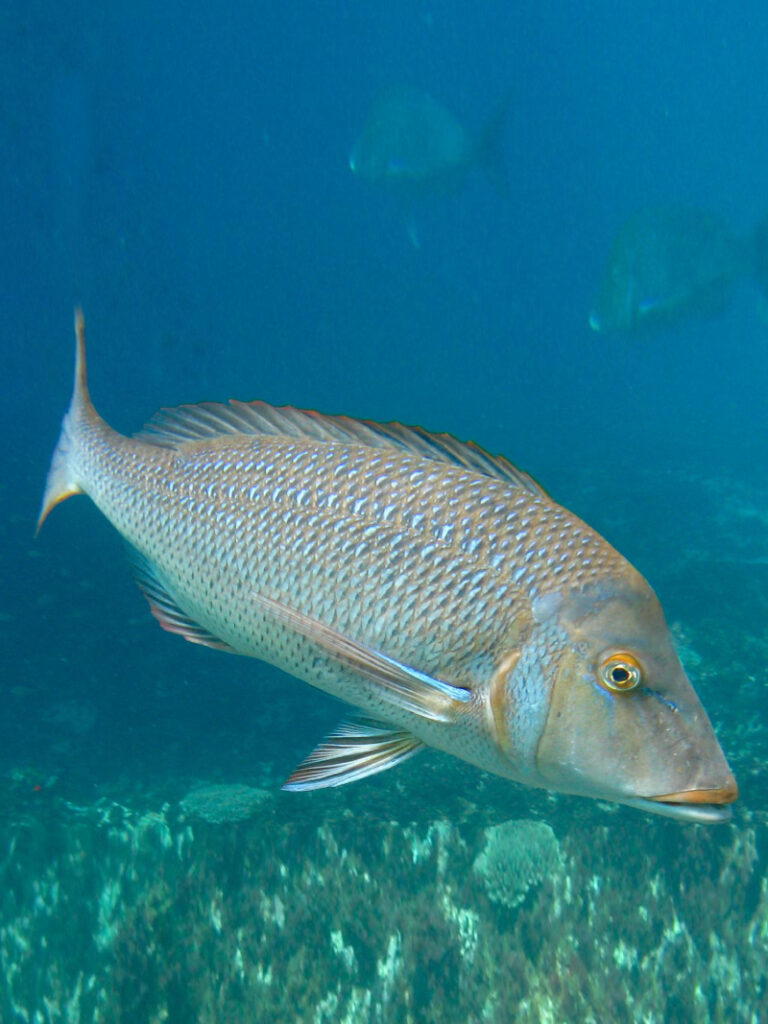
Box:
6;2;768;470
2;2;767;795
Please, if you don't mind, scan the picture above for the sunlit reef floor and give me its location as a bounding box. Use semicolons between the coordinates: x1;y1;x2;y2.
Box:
1;787;767;1023
2;467;768;1021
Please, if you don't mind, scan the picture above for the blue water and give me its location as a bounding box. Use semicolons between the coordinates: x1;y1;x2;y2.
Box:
2;3;768;1019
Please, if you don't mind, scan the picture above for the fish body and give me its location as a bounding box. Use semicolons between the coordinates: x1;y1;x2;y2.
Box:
589;206;748;334
39;314;737;821
350;86;508;197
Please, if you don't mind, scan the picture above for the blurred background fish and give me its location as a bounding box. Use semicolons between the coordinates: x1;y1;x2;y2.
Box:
589;205;768;334
350;86;510;199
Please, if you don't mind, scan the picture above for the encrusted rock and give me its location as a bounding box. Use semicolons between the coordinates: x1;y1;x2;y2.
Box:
473;818;562;909
180;783;271;824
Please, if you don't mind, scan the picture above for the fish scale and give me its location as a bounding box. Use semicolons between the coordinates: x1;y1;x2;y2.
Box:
108;434;605;666
37;313;737;818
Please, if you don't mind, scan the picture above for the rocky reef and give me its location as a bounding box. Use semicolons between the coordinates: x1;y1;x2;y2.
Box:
0;775;765;1023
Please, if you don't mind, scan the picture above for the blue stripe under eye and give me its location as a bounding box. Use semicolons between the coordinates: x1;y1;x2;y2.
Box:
642;687;678;712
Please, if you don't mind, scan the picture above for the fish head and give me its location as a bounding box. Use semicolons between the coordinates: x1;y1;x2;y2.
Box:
589;249;642;333
349;137;377;180
349;136;412;185
350;88;472;191
350;89;420;186
589;205;743;335
515;574;737;821
589;208;686;334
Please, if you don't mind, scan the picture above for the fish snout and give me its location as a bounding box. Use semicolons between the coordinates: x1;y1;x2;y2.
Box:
623;775;737;823
637;711;738;821
630;752;738;823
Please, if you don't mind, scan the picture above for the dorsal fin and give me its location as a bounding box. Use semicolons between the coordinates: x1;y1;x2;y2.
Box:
134;399;548;497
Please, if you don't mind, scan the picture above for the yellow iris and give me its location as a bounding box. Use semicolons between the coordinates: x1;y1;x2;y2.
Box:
597;652;642;693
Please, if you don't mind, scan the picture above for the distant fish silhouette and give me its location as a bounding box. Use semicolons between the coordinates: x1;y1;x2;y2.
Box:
350;86;510;198
589;206;756;335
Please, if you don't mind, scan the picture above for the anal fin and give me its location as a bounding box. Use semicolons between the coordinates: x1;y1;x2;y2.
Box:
283;716;423;791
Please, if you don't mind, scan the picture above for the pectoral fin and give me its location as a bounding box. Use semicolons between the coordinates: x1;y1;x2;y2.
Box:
283;716;423;791
131;551;236;653
252;592;470;722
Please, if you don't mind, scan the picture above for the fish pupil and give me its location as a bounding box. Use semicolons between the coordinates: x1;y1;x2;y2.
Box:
611;666;630;684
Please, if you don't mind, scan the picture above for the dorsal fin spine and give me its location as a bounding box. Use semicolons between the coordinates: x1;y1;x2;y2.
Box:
134;399;547;497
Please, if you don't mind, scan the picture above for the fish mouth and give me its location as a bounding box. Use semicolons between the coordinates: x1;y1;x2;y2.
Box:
623;782;738;824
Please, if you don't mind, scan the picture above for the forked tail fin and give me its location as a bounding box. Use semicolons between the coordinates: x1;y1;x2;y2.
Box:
36;309;91;533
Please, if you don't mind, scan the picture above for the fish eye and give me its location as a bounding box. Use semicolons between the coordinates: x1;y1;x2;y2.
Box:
597;652;642;693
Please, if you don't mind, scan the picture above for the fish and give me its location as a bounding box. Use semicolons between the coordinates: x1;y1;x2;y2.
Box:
589;206;749;334
38;312;737;822
350;86;509;197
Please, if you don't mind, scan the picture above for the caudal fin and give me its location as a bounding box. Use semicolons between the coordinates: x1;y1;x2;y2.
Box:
475;92;512;197
36;309;91;534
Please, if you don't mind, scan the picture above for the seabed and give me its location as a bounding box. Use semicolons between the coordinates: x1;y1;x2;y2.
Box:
0;772;766;1023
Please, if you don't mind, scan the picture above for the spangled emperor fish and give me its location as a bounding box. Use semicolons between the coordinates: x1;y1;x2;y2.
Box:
589;206;748;335
39;313;737;821
350;86;509;197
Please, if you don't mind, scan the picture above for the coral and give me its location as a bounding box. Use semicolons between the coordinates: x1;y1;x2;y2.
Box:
473;819;562;909
179;784;271;824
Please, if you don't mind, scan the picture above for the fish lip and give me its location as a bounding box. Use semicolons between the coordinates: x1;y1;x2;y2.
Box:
652;782;738;806
621;786;738;824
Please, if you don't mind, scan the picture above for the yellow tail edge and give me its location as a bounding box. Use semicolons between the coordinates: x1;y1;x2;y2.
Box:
36;308;90;535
